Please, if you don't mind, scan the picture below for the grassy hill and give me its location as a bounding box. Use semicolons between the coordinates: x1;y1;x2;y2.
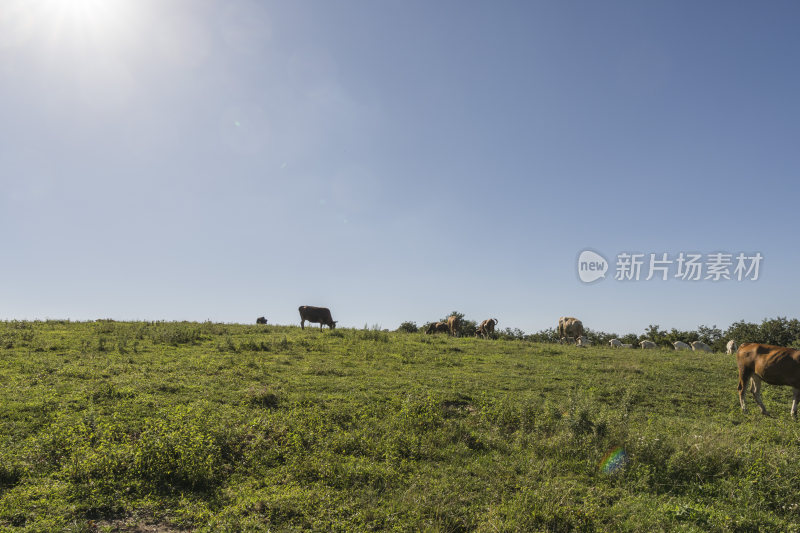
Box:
1;320;799;532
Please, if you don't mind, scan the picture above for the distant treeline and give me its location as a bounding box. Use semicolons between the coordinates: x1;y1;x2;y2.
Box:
399;315;800;351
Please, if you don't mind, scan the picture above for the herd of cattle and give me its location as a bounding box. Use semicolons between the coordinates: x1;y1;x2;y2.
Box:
266;306;501;339
423;315;740;354
554;317;800;420
423;316;499;339
260;308;800;420
553;317;739;353
262;311;736;355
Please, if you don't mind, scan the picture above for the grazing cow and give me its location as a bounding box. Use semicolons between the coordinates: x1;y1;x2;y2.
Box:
727;340;738;355
640;340;657;349
426;321;450;334
477;318;498;339
621;343;633;348
673;341;690;350
298;306;337;330
447;315;461;336
558;317;584;340
691;341;712;353
609;338;622;348
256;316;267;325
737;343;800;418
577;335;591;347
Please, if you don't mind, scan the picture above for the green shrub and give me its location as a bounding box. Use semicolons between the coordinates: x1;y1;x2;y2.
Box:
397;321;418;333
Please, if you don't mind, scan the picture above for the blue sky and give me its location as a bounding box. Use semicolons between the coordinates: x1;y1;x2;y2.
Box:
2;1;799;334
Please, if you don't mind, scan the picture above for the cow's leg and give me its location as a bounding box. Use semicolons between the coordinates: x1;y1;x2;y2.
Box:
738;366;751;412
750;375;769;415
792;388;800;419
301;319;305;330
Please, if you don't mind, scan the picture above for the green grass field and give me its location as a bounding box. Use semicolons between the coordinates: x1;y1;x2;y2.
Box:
1;320;799;532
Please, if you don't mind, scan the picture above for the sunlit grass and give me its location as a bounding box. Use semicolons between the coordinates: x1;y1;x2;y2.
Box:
0;320;798;531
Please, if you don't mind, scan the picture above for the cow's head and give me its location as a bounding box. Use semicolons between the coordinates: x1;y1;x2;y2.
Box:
331;321;338;329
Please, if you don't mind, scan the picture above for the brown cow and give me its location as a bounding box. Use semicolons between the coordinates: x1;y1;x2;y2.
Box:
256;316;267;325
477;318;498;339
298;306;337;330
426;321;450;334
737;343;800;418
558;317;584;341
446;315;461;336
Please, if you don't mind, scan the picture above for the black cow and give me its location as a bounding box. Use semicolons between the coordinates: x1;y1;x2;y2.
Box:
256;316;267;325
299;305;337;329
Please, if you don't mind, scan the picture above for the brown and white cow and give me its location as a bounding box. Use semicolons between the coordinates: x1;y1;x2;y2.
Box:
477;318;498;339
298;306;337;329
737;343;800;418
558;317;584;341
727;340;738;355
426;321;450;334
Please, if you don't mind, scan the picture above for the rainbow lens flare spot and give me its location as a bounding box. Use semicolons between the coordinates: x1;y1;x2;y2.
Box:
600;447;628;474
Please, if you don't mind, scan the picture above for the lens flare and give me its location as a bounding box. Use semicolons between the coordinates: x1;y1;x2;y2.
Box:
599;446;628;474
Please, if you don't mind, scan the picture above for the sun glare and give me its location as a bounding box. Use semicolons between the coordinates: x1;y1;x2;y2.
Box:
50;0;125;38
0;0;135;48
